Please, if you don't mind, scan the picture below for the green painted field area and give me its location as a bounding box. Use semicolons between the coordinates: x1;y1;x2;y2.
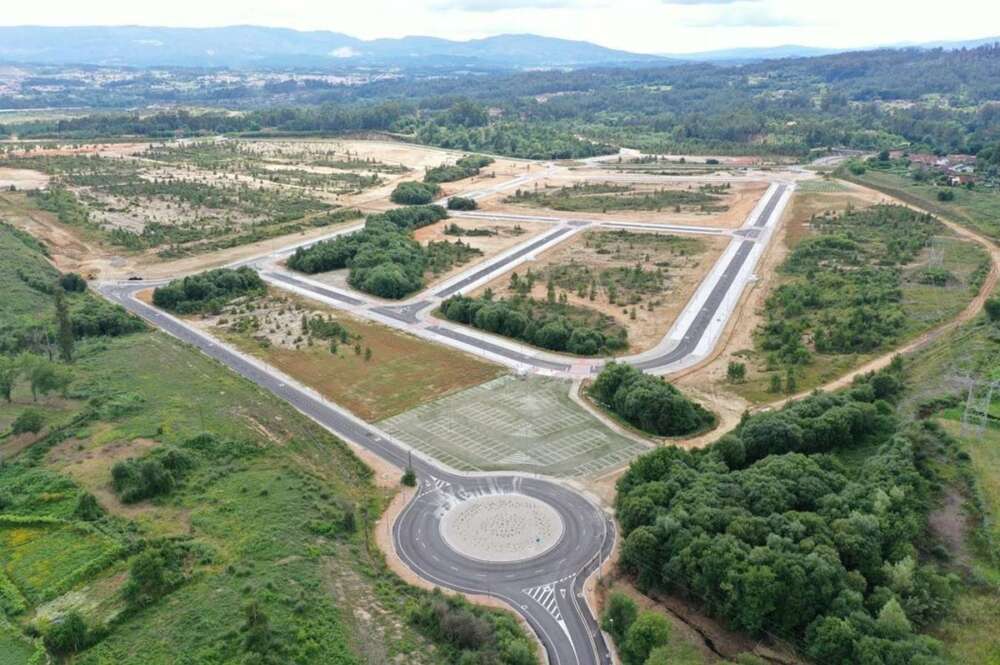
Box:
378;375;647;476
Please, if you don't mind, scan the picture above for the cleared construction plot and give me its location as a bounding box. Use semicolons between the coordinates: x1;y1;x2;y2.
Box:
469;228;730;353
476;177;768;229
197;289;505;421
377;375;647;477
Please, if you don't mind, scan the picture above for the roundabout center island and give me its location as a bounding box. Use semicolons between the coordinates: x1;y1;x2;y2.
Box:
440;493;565;563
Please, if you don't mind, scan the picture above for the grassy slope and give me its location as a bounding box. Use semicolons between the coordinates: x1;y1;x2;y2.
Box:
841;168;1000;242
897;282;1000;664
732;191;989;403
0;230;536;663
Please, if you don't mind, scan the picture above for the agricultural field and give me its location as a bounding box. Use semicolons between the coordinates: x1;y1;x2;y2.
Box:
377;375;647;477
196;289;505;421
469;228;728;353
725;188;991;403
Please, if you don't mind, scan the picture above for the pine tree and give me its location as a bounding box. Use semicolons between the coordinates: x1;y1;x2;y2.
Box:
54;286;74;363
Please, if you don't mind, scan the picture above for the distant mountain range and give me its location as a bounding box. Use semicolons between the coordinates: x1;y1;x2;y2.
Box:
665;36;1000;63
0;25;996;70
0;26;667;69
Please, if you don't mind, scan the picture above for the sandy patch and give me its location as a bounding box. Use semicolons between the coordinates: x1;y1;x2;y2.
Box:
439;494;564;563
0;167;49;190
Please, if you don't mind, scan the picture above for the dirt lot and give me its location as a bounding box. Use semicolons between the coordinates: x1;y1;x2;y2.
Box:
476;177;769;230
0;167;50;190
471;228;730;353
194;289;506;421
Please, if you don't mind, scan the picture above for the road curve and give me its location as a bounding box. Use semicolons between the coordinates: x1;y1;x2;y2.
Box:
96;283;615;665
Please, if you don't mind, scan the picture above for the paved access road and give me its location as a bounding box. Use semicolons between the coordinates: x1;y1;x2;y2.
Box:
97;283;615;665
256;182;791;377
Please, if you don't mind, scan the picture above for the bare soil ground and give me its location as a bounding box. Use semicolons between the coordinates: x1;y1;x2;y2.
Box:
0;167;49;189
476;178;769;230
413;217;551;288
471;229;730;354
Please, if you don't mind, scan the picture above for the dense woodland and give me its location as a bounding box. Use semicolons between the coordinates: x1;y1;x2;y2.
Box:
617;360;960;664
590;363;715;436
5;45;1000;159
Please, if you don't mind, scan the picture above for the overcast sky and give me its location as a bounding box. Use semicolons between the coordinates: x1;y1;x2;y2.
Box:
2;0;999;54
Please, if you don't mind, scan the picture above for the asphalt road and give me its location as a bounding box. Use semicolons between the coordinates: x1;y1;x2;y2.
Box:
97;283;614;665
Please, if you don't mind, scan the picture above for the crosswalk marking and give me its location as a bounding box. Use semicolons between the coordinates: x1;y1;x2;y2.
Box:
523;583;562;623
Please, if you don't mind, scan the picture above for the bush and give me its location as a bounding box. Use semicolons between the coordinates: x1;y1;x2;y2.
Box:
123;543;184;608
58;272;87;293
622;611;671;665
936;189;955;201
74;492;104;521
391;181;441;205
447;196;478;211
11;408;45;434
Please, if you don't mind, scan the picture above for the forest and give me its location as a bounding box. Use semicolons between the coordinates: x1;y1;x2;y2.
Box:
616;359;960;664
4;45;1000;158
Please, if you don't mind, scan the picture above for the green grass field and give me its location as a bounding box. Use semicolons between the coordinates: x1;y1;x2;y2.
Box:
843;168;1000;241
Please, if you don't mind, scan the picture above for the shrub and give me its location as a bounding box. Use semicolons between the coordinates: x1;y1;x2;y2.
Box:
123;543;184;608
58;272;87;293
73;492;104;521
11;408;45;434
936;189;955;201
424;155;494;184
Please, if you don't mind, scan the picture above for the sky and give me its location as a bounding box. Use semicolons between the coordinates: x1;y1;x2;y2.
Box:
1;0;999;55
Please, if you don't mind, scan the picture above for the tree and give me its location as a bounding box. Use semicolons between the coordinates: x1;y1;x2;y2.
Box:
242;600;279;662
123;548;171;608
622;611;671;665
44;611;89;655
402;467;417;486
769;373;782;393
0;356;19;403
54;286;75;363
985;297;1000;322
601;592;638;643
19;354;72;402
74;492;104;521
876;598;912;639
58;272;87;293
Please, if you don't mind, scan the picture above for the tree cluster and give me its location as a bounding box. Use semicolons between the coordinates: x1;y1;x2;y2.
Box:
286;205;475;300
440;293;627;355
424;154;495;184
616;361;957;664
589;362;715;437
390;180;441;205
152;267;266;314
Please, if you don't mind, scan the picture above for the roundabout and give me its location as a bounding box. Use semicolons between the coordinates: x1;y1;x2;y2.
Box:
440;493;564;563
